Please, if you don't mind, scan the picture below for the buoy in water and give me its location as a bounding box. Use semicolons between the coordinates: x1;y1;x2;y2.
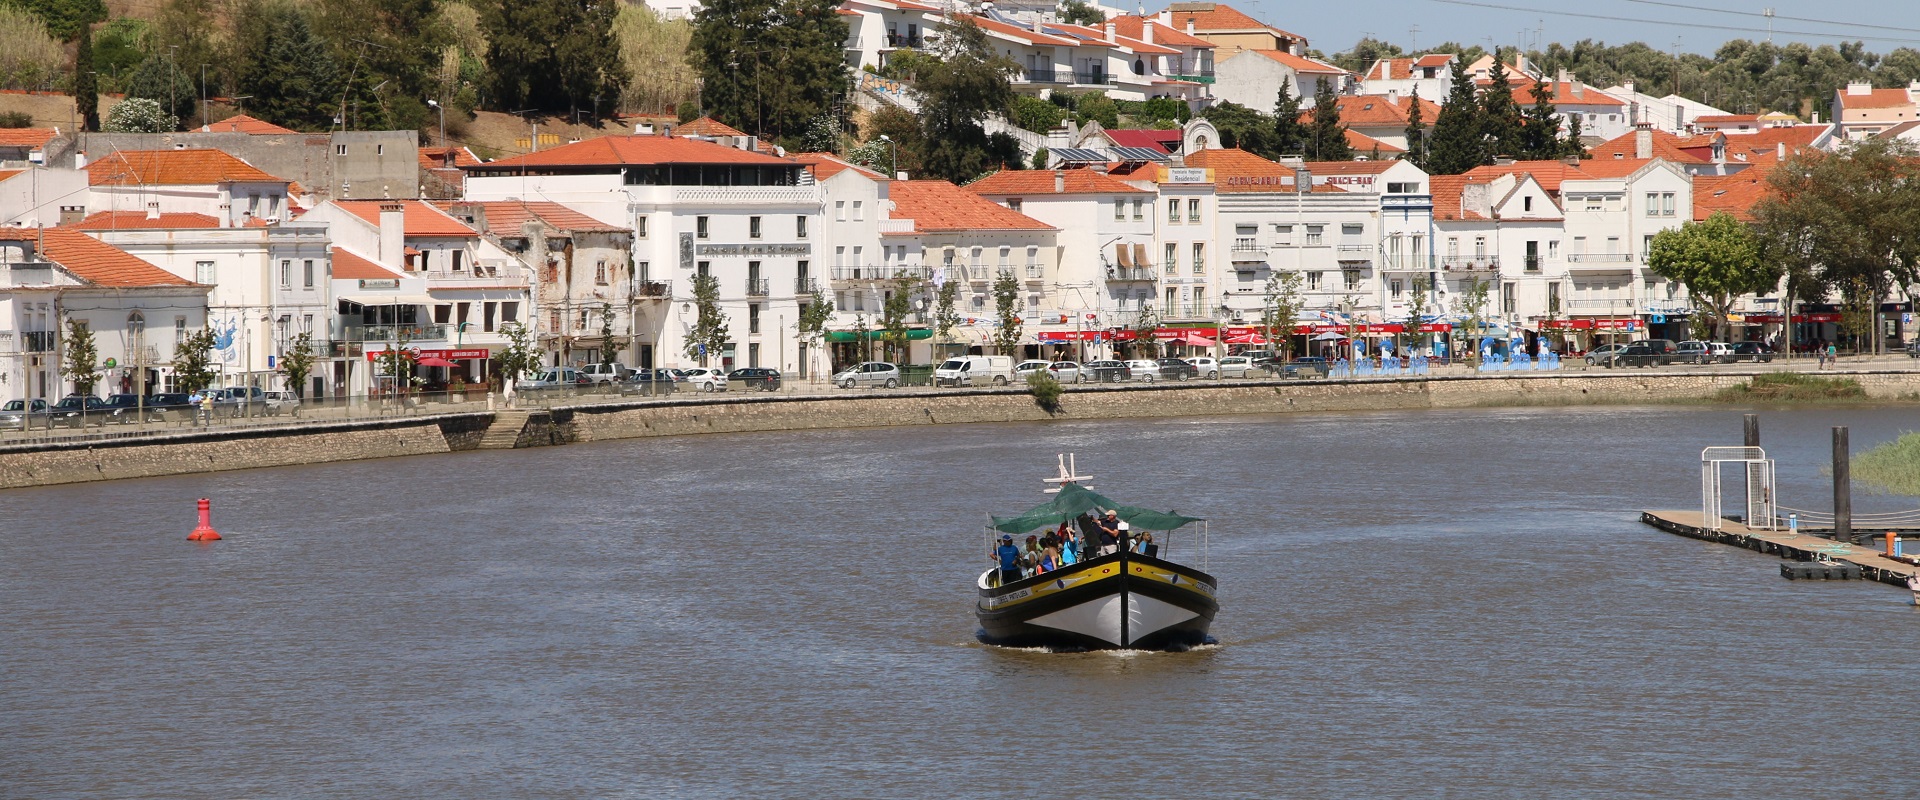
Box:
187;498;221;541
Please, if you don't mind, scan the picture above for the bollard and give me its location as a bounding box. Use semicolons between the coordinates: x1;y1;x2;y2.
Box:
1789;514;1799;535
1889;531;1900;557
187;498;221;541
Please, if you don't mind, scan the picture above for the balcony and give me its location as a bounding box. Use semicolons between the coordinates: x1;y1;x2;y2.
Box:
1165;70;1216;85
796;277;819;295
1522;256;1542;273
1439;256;1498;273
885;33;924;49
1566;253;1635;264
1025;264;1044;281
831;264;929;282
1106;267;1155;281
1022;68;1069;85
333;323;451;343
631;280;671;299
1231;240;1269;263
22;330;55;352
746;278;770;297
1073;71;1115;86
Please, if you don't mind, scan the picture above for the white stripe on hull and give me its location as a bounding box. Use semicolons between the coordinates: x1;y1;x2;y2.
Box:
1026;593;1200;646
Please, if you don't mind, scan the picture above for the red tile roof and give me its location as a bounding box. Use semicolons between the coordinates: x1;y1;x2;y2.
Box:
1249;50;1346;74
1510;79;1627;108
1109;16;1214;48
1428;175;1490;221
1695;114;1760;124
198;114;298;134
1692;173;1773;223
674;116;749;138
437;200;625;234
86;149;290;186
1182;148;1298;192
967;168;1152;195
1461;161;1594;193
1572;157;1655;179
1306;95;1440;128
329;247;403;281
418;146;483;170
1415;54;1454;67
473;135;795;170
0;227;196;287
0;128;59;149
1164;3;1303;41
792;152;887;181
1839;87;1917;110
1589;129;1706;163
0;169;22;183
334;200;477;237
887;180;1057;232
70;211;223;230
1040;23;1182;55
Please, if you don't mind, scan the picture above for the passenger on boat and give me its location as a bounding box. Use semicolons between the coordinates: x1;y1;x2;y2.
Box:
996;535;1023;585
1132;530;1154;555
1039;536;1061;573
1095;511;1121;556
1056;522;1079;566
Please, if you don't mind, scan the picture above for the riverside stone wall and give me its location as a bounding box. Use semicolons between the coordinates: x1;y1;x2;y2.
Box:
5;370;1918;490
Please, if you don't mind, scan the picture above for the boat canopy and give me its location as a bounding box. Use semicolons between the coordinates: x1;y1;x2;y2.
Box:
990;483;1203;534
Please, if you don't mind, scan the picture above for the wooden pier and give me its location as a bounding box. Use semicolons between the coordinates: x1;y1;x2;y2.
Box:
1641;510;1920;588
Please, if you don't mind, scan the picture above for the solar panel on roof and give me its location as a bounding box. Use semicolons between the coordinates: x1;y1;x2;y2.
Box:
1110;146;1170;162
1051;148;1109;163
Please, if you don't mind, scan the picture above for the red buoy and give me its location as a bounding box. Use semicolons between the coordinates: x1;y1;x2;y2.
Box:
187;498;221;541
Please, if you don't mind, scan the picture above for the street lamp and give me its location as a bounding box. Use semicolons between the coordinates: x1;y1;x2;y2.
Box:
879;134;897;178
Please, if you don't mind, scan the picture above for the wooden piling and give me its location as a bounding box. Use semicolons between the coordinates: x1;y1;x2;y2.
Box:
1834;426;1851;544
1743;414;1759;448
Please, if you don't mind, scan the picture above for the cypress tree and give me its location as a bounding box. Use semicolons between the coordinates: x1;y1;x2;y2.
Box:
1519;79;1561;159
1401;86;1425;166
1425;57;1486;175
1479;56;1525;159
74;22;99;131
1272;76;1306;156
1305;79;1352;161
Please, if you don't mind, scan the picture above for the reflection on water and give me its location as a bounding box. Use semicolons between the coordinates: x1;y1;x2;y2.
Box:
6;405;1920;798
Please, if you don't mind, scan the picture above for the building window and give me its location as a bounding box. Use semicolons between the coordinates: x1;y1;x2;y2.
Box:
749;303;761;334
1133;198;1144;220
279;259;292;288
1391;279;1404;298
696;216;710;238
550;309;562;331
795;216;807;239
749;216;762;239
303;259;315;288
1547;241;1559;259
1523;195;1533;212
1191;242;1204;274
1307;272;1322;291
335;144;347;155
636;216;648;238
852;201;864;221
1503;283;1516;313
1164;243;1177;274
1026;246;1038;268
1167;199;1180;223
1008;199;1022;213
1306;226;1323;246
1274;224;1292;245
835;201;846;221
1343;269;1360;290
451;249;465;272
696;260;710;278
1114;199;1125;221
1187;198;1200;222
196;261;215;283
595;260;609;285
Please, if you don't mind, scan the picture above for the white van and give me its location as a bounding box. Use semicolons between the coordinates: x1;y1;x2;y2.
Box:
934;355;1014;387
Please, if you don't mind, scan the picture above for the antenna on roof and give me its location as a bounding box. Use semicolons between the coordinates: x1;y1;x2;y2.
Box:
1043;453;1092;493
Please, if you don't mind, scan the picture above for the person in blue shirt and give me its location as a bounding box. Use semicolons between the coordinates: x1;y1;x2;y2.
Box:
1055;522;1078;566
995;535;1022;586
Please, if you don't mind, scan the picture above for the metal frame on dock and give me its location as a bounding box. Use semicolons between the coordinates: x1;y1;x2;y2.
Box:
1701;446;1775;531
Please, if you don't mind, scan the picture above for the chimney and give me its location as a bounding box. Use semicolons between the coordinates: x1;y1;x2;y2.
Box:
1054;170;1065;192
379;202;405;268
74;150;87;169
218;202;231;228
1634;128;1652;159
1847;81;1871;96
145;202;160;221
1186;19;1195;36
58;205;84;226
1777;142;1786;159
1623;80;1636;94
1142;22;1153;45
1105;22;1117;43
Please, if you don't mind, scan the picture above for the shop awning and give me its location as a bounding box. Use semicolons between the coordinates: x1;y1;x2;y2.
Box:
337;293;439;306
1115;243;1133;268
825;328;932;342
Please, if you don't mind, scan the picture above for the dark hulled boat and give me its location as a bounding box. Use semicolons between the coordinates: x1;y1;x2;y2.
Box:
975;468;1217;651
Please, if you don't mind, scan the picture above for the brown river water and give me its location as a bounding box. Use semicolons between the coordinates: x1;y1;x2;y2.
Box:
6;405;1920;798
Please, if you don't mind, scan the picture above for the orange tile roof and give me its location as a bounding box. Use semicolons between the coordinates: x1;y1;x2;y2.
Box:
1695;114;1760;124
1164;3;1303;41
792;152;887;182
967;168;1152;195
956;13;1080;47
1840;87;1917;110
887;180;1056;232
1716;125;1832;165
1589;129;1707;163
1461;161;1594;193
1509;79;1627;107
1415;54;1454;67
1571;157;1654;179
1307;95;1440;128
674;116;749;138
1365;58;1415;81
418;146;483;170
334;200;477;237
1692;173;1773;223
1428;175;1490;221
198;114;298;134
70;211;223;230
0;169;22;183
0;227;196;287
473;135;795;170
1249;50;1345;74
86;149;290;186
330;247;404;281
1041;23;1182;55
1182;147;1298;192
1109;16;1214;48
437;200;625;234
0;128;59;149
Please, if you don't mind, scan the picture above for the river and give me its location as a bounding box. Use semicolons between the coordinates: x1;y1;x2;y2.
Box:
5;405;1920;798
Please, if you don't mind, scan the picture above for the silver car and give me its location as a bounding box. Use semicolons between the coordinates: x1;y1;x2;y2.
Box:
1218;356;1258;378
1125;359;1162;382
834;361;900;389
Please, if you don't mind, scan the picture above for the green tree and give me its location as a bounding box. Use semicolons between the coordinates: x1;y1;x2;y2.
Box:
73;20;99;131
1011;95;1067;133
374;339;419;396
1426;57;1486;174
598;302;626;364
483;0;630;116
1058;0;1103;26
1519;79;1562;160
1453;275;1491;369
153;0;218;100
171;327;218;393
1130;303;1161;358
313;0;450;132
796;287;835;378
1272;76;1307;155
62;317;100;395
90;18;149;88
1646;212;1777;342
233;0;344;131
1074;92;1119;129
1401;275;1430;355
684;272;730;364
1305;79;1352;161
1199;101;1279;158
677;99;701;122
1563;113;1588;159
3;0;104;40
281;330;317;400
689;0;848;144
1479;57;1525;159
990;268;1022;356
931;277;959;359
1401;86;1425;167
495;322;542;388
1260;271;1305;360
879;276;919;365
124;52;197;125
913;17;1019;182
1030;146;1049;170
103;97;176;132
798;112;841;153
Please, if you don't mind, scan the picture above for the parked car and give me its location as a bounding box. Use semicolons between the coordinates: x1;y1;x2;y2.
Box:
0;398;52;431
623;368;684;393
262;390;302;415
210;386;267;416
1674;340;1729;365
728;367;782;392
520;368;587;391
48;395;113;428
1046;361;1084;383
1584;343;1629;366
1218;356;1259;378
1082;360;1132;383
933;355;1013;387
100;393;165;424
1013;360;1052;382
145;393;196;420
1124;359;1162;382
681;367;728;392
1185;356;1221;379
1642;339;1679;365
835;361;900;389
1730;342;1775;363
1156;358;1199;381
579;363;631;384
1600;342;1666;368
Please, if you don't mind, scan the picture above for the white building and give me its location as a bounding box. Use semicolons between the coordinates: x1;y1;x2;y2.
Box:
464;135;820;374
0;167;89;228
1558;158;1695;340
966;168;1157;336
74;210;332;394
1601;81;1735;133
1428;172;1570;340
1357;55;1456;103
83;148;296;227
1212;49;1348;115
883;179;1061;361
440;201;637;370
1;227;210;403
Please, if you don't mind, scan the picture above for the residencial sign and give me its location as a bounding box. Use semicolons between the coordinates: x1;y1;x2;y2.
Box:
1164;167;1212;184
359;279;400;289
695;243;812;256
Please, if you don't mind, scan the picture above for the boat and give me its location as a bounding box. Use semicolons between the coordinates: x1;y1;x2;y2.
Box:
974;456;1218;651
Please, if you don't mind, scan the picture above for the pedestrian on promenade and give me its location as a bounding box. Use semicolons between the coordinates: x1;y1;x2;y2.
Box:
1825;341;1837;369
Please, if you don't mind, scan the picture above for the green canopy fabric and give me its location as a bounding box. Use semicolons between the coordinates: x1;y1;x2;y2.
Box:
990;483;1203;534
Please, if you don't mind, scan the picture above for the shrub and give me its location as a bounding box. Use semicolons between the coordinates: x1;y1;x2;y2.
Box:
1028;371;1063;414
0;110;32;128
103;97;176;133
1011;94;1066;132
0;7;64;91
1714;372;1867;402
1031;146;1049;169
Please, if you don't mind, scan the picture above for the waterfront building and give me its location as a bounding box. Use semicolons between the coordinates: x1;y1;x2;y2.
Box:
439;200;637;370
794;152;905;374
0;227;210;403
883;179;1060;361
1428;171;1579;348
463;135;820;374
1148;152;1223;327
